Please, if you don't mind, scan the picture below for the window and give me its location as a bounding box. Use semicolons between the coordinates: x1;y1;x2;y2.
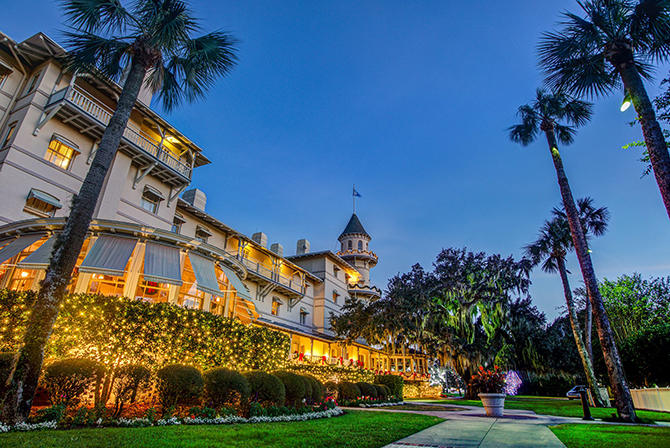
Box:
24;71;41;95
88;274;125;296
271;298;282;316
9;269;36;291
44;136;79;170
1;122;16;148
332;291;340;304
358;241;363;250
347;240;352;250
140;186;164;215
135;278;170;303
300;309;308;325
0;65;10;90
366;242;369;250
195;226;211;243
171;213;186;234
22;189;62;219
178;258;204;310
333;266;340;278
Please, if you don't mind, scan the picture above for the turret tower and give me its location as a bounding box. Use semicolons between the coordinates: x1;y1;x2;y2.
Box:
336;213;378;286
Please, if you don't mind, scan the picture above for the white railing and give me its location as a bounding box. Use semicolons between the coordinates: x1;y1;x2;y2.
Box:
49;86;191;178
631;388;670;412
238;254;305;294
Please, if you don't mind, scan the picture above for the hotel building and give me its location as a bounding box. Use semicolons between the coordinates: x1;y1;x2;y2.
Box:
0;32;429;375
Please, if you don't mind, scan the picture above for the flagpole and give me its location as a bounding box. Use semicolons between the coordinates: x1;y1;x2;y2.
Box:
353;184;356;214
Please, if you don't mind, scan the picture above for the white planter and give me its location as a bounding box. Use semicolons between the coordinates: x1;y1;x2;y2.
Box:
479;393;505;417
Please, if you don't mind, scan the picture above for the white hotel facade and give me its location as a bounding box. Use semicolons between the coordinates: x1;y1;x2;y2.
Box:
0;32;429;375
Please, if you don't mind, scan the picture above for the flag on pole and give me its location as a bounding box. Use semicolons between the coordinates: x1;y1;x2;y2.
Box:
353;187;361;197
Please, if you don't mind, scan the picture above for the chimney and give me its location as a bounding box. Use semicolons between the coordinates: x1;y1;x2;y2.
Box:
296;239;310;255
270;243;284;257
252;232;267;248
182;188;207;211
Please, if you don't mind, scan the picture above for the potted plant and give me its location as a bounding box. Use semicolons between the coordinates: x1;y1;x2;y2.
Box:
469;365;506;417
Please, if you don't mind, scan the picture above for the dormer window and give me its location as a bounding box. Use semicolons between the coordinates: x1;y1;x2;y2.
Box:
140;186;164;214
23;189;62;218
45;135;80;170
171;213;186;234
195;225;211;243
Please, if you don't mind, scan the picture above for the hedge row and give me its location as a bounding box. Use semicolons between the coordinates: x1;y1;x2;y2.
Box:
0;290;290;375
323;381;392;400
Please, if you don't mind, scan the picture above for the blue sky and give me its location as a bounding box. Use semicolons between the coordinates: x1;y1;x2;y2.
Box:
4;0;670;320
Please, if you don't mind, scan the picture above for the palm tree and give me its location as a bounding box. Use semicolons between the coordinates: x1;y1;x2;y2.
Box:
509;89;636;421
553;197;610;364
524;197;611;407
539;0;670;220
1;0;237;423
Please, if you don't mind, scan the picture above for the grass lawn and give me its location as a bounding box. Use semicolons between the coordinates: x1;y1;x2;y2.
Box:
0;410;444;448
427;396;670;422
550;424;670;448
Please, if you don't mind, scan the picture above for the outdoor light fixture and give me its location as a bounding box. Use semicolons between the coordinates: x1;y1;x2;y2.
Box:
621;91;632;112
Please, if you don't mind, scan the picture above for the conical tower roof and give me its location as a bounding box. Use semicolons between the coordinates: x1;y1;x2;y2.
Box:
339;213;369;239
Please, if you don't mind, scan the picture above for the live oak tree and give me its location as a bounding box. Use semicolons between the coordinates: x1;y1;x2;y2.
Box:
539;0;670;221
509;89;636;421
1;0;237;423
524;198;611;407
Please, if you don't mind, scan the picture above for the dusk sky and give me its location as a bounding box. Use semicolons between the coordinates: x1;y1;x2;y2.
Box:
4;0;669;320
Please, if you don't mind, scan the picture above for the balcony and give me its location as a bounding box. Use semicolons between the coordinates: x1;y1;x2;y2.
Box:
337;249;378;265
237;253;305;297
348;282;382;299
43;85;192;186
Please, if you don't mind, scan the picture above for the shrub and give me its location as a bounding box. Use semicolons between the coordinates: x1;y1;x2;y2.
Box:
156;364;204;409
339;382;361;400
356;382;378;398
324;381;339;399
243;370;285;407
273;370;306;406
42;358;105;407
374;374;404;398
373;383;388;400
305;375;324;403
0;352;15;387
299;375;312;404
203;367;250;408
112;364;151;417
382;384;392;396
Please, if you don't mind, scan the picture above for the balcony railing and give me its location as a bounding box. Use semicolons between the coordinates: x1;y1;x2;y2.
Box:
237;254;305;295
47;86;192;178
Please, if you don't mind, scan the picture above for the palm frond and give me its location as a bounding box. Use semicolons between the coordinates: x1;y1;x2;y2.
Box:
62;31;132;80
61;0;130;34
561;97;594;126
554;123;578;145
136;0;199;49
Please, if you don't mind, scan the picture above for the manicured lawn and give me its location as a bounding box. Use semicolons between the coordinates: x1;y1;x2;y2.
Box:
428;395;670;422
550;424;670;448
0;410;444;448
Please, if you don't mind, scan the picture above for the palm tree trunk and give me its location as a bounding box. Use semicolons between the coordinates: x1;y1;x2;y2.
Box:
545;129;636;422
556;258;606;407
585;298;593;363
0;58;147;424
619;64;670;221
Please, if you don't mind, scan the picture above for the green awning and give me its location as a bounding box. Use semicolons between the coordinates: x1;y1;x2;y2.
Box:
219;263;252;302
187;252;221;297
18;235;57;269
0;234;47;265
144;242;182;286
79;235;138;277
27;189;62;209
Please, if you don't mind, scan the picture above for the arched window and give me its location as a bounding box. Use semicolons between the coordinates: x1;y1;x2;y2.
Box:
348;240;352;250
341;242;344;251
357;241;363;250
366;242;369;250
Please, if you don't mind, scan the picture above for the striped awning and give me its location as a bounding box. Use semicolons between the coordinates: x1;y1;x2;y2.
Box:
79;235;138;277
219;263;252;302
187;252;221;297
27;189;62;209
235;298;260;324
144;242;182;286
0;234;47;265
18;235;57;269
